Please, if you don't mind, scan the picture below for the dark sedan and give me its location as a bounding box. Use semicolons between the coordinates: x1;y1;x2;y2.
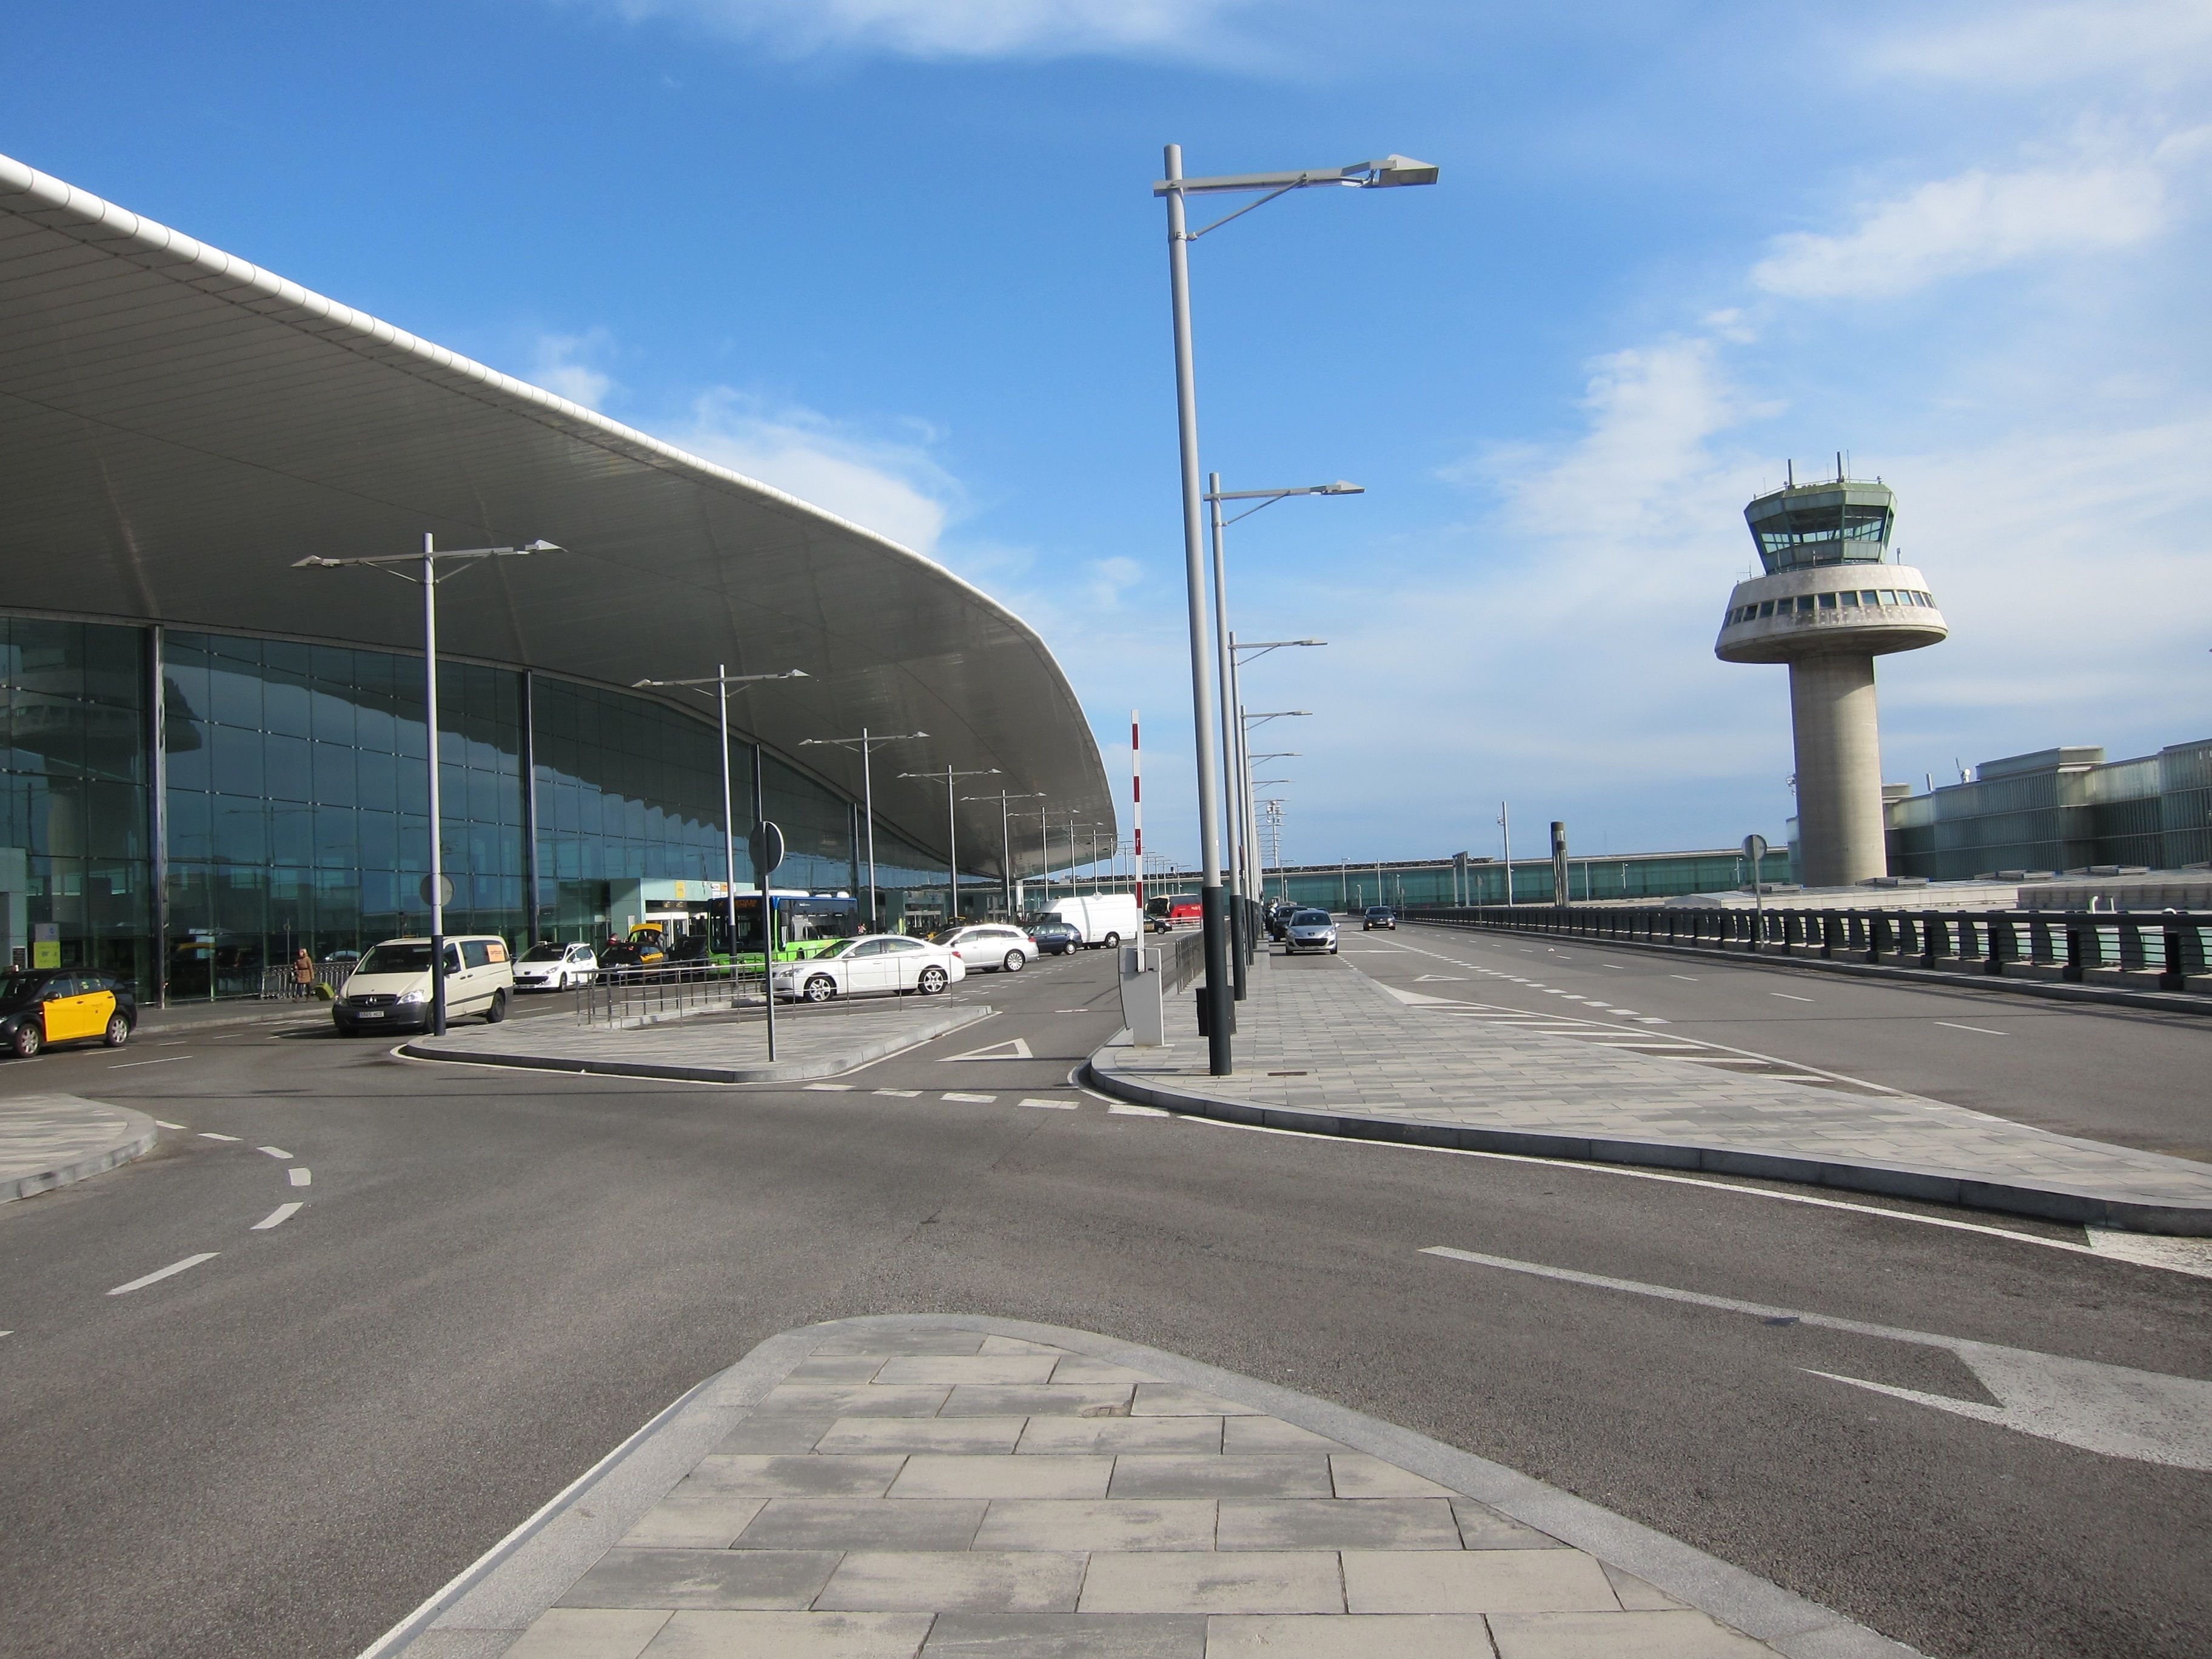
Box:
1025;919;1082;956
1362;906;1398;931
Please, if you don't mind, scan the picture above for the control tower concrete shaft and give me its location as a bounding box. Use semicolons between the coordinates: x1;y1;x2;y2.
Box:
1715;464;1946;887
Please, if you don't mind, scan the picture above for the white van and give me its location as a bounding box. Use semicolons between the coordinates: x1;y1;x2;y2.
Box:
1046;894;1142;950
333;936;515;1034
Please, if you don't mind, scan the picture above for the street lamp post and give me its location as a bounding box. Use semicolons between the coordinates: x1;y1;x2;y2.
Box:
632;668;808;989
1156;144;1437;1076
295;534;561;1036
1227;633;1325;977
965;789;1044;918
900;766;1000;928
800;729;927;930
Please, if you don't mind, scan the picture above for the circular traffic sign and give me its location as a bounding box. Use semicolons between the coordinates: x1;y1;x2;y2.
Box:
418;873;456;907
747;820;786;877
1741;833;1768;861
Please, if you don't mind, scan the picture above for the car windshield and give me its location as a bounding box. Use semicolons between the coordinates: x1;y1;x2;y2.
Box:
814;937;863;959
1292;911;1332;927
520;944;568;963
0;973;49;1010
1366;908;1390;917
356;942;435;974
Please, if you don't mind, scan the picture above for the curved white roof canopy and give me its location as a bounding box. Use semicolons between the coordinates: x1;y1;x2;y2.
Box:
0;152;1111;880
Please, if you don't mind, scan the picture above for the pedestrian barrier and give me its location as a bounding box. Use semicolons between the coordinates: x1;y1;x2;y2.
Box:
573;961;767;1027
1404;903;2212;997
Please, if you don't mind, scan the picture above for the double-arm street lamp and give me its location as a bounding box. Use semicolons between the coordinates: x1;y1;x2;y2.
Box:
962;788;1045;919
1224;631;1326;984
1157;146;1436;1073
295;534;562;1036
632;668;808;985
799;729;927;930
900;766;1000;927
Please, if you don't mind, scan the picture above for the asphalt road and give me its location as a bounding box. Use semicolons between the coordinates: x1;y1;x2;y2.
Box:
1;948;2207;1659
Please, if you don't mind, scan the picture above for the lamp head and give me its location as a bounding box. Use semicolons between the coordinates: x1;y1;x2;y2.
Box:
1318;482;1364;495
1346;155;1439;188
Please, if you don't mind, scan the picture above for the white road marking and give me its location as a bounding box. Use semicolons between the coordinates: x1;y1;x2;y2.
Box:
197;1131;241;1142
252;1202;304;1230
109;1055;189;1068
1019;1098;1079;1110
1603;964;1628;970
1671;974;1700;981
107;1253;220;1295
1109;1102;1170;1116
1935;1022;2008;1036
1772;993;1814;1002
942;1092;996;1104
804;1083;853;1091
155;1119;185;1129
874;1088;920;1098
289;1168;311;1187
1056;1009;1090;1014
940;1037;1034;1061
257;1145;292;1159
1420;1246;2212;1469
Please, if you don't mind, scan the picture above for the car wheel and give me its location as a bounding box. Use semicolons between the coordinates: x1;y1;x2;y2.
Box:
1002;950;1026;973
917;966;949;995
12;1023;40;1058
803;974;837;1003
1101;931;1120;949
484;988;510;1024
104;1014;131;1048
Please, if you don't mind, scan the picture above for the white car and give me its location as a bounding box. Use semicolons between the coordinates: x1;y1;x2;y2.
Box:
930;923;1038;973
513;941;598;991
773;934;968;1002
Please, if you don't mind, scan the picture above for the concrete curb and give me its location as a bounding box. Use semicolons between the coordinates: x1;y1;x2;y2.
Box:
1412;920;2211;1017
397;1005;992;1084
362;1313;1921;1659
1084;1050;2212;1237
1;1104;160;1204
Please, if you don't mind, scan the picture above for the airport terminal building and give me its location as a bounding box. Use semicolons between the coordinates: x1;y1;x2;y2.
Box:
0;155;1111;999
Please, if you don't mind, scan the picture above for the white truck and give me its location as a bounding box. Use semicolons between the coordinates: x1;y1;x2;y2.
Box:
1046;893;1142;949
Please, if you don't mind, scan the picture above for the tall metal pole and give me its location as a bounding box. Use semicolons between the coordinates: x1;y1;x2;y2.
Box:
1162;145;1232;1074
944;763;959;925
1500;801;1513;907
860;728;878;929
999;789;1013;918
423;534;447;1037
754;740;774;1061
1208;474;1248;1001
1131;711;1144;916
717;665;738;997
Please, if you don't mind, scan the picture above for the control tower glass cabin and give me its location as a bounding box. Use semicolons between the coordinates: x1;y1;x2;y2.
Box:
1714;471;1946;888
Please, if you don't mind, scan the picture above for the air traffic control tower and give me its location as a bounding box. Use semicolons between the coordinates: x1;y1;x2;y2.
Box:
1715;463;1947;887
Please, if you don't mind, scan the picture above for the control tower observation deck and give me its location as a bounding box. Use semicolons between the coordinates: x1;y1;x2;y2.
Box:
1715;464;1947;887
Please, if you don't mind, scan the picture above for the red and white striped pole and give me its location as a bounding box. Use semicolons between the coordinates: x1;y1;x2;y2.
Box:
1131;710;1143;913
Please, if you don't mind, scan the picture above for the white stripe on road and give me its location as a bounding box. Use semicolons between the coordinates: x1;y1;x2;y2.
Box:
107;1253;218;1295
1671;974;1700;981
1020;1098;1078;1110
198;1131;241;1142
1772;993;1814;1002
942;1093;996;1104
289;1168;311;1187
804;1084;853;1091
110;1056;190;1068
252;1202;303;1230
1935;1022;2009;1036
873;1088;920;1098
257;1145;292;1159
1109;1102;1170;1116
155;1119;185;1129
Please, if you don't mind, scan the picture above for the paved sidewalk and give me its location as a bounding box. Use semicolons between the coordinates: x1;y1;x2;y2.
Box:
403;1005;993;1084
1;1093;159;1202
375;1316;1914;1658
1090;954;2212;1235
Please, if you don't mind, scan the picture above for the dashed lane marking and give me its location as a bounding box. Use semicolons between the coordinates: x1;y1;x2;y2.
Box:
942;1092;996;1104
940;1037;1034;1061
110;1055;189;1068
1772;993;1814;1002
1109;1102;1171;1116
197;1132;241;1142
1019;1098;1079;1110
805;1084;854;1091
257;1145;292;1159
1671;974;1701;981
874;1088;920;1098
1936;1022;2009;1036
155;1119;185;1130
289;1168;311;1187
252;1203;303;1231
107;1253;219;1296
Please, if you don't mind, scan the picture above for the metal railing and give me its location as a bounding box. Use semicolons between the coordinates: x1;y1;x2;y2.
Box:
257;962;349;1000
573;961;768;1027
1404;904;2212;994
1159;928;1206;993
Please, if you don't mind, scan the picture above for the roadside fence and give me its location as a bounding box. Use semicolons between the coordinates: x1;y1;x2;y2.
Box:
1405;903;2212;997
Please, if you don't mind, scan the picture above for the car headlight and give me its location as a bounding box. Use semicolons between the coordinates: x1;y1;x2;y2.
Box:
398;987;430;1004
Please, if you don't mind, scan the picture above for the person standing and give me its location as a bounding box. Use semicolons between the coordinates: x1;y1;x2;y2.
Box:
293;947;315;999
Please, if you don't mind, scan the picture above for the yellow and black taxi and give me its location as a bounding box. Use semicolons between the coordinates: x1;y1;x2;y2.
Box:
0;968;137;1057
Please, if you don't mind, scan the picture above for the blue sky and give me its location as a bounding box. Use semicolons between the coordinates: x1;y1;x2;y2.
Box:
13;1;2212;871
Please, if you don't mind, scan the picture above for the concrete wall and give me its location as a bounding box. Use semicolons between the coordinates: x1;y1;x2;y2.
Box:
1788;654;1888;887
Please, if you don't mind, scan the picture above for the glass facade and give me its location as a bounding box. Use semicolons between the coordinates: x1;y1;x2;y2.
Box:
1257;847;1798;913
0;612;993;1001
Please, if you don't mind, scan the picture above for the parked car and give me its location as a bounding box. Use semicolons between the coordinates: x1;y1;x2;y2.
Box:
333;936;515;1033
513;941;598;991
1025;918;1082;956
772;934;967;1002
1046;893;1142;949
1265;902;1298;941
0;968;136;1057
1362;906;1398;931
1282;908;1339;955
931;923;1038;973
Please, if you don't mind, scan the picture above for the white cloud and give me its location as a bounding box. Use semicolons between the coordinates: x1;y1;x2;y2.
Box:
590;0;1258;59
532;329;619;409
671;389;959;554
1865;1;2212;88
1749;157;2170;299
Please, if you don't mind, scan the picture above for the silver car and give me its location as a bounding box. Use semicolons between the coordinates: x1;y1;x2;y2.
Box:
1284;908;1339;955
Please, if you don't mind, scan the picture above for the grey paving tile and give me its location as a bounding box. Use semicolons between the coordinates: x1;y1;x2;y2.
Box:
973;1498;1218;1551
692;1455;906;1498
1107;1456;1333;1500
816;1417;1028;1455
873;1355;1062;1386
1016;1417;1223;1455
1220;1419;1347;1454
1216;1498;1463;1552
939;1384;1136;1418
1204;1614;1496;1657
1130;1384;1262;1417
1329;1454;1459;1499
733;1498;987;1551
919;1614;1205;1657
1077;1552;1343;1615
620;1485;769;1549
1488;1609;1775;1657
815;1550;1088;1614
504;1607;672;1659
1601;1561;1692;1610
639;1610;933;1658
755;1386;951;1419
814;1331;989;1356
1045;1356;1163;1385
788;1355;890;1382
888;1454;1115;1500
714;1414;838;1455
975;1335;1065;1356
1341;1549;1618;1614
1450;1501;1567;1550
556;1547;839;1610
